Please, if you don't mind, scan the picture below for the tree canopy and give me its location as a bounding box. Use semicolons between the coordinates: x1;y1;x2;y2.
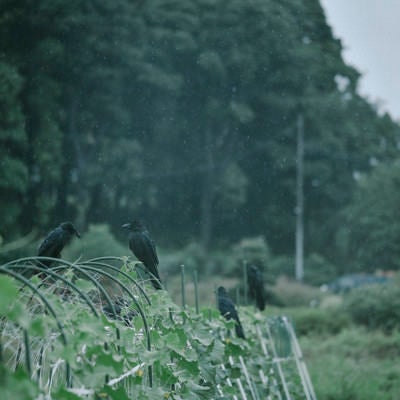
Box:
1;0;399;275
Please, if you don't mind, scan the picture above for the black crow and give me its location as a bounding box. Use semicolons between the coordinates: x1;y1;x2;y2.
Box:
37;222;81;267
246;264;266;311
217;286;245;339
122;220;162;290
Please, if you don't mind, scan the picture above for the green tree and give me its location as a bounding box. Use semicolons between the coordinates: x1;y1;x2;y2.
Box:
0;61;28;237
0;0;145;231
1;0;400;279
0;0;65;229
343;160;400;271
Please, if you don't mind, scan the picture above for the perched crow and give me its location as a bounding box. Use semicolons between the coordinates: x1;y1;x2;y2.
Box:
102;297;137;327
246;264;266;311
122;220;162;290
217;286;245;339
37;222;81;267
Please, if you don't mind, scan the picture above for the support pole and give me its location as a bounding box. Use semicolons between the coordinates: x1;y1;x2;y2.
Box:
180;264;186;309
295;113;304;281
193;269;199;314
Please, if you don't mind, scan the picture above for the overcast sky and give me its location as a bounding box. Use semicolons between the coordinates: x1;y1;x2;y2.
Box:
321;0;400;121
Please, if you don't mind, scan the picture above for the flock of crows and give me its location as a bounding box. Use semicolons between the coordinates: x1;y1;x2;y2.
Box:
31;220;267;340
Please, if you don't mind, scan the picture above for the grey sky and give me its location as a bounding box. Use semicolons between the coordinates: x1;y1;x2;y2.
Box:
321;0;400;121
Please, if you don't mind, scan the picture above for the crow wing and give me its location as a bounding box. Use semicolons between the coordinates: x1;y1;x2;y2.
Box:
247;265;266;311
38;227;64;258
218;295;245;339
129;230;161;286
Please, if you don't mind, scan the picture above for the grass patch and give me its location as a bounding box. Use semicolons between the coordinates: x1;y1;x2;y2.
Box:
265;306;351;336
343;284;400;333
300;327;400;400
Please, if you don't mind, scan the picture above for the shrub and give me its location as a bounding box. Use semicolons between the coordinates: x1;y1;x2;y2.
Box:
0;242;37;264
270;276;323;307
231;236;271;266
303;253;337;286
270;306;351;336
63;223;130;261
161;242;206;275
268;255;295;283
343;284;400;332
300;327;400;400
162;237;271;277
263;253;337;286
290;307;351;336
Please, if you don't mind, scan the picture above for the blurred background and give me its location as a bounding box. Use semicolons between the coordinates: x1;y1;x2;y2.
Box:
1;1;400;397
2;0;400;282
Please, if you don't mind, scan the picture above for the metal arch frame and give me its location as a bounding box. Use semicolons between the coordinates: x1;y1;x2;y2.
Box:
1;256;155;388
5;256;150;320
83;256;153;305
0;267;72;386
89;256;165;293
5;263;100;317
5;257;120;322
49;261;154;387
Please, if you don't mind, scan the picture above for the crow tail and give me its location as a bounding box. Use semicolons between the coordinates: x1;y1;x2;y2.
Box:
235;319;246;339
150;277;163;290
256;291;266;311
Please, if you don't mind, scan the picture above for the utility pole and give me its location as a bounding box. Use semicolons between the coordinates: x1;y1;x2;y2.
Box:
295;113;304;281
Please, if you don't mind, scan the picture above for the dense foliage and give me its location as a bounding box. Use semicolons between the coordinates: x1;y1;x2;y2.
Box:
0;269;309;399
301;327;400;400
343;284;400;333
1;259;400;399
1;0;400;276
344;161;400;271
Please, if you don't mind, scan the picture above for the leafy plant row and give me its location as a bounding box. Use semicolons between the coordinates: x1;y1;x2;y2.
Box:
0;259;309;399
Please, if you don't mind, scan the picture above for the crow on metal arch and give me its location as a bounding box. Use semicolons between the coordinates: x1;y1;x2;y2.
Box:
217;286;245;339
122;219;162;290
37;221;81;267
246;264;266;311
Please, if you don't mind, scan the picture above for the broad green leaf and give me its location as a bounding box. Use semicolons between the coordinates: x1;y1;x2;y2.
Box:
0;275;18;315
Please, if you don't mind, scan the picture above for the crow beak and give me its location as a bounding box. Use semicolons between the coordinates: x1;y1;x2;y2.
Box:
122;223;131;230
75;230;81;238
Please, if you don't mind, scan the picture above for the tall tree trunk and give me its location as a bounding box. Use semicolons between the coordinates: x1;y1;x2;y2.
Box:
200;126;214;254
69;98;89;230
54;118;71;223
55;95;89;229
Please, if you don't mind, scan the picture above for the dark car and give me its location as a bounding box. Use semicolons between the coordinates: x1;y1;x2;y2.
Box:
323;274;391;293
